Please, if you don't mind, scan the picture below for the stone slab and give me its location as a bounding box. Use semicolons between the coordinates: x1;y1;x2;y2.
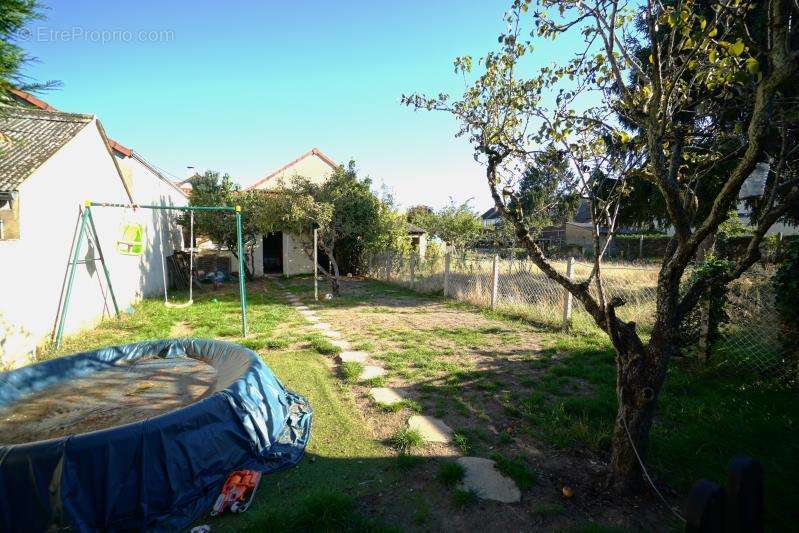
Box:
336;351;369;364
330;339;351;350
369;387;404;405
313;322;333;330
359;365;386;381
457;457;521;503
408;415;453;443
322;329;342;339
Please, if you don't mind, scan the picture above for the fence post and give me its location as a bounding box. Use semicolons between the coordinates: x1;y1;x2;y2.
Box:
313;228;318;301
639;234;644;260
410;253;416;288
562;256;574;330
386;250;392;281
444;249;451;296
491;253;499;310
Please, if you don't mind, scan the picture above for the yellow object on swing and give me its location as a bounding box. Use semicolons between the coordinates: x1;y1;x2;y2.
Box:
116;222;144;256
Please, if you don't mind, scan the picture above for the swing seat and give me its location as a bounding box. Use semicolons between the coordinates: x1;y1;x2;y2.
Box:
165;299;193;309
116;223;144;256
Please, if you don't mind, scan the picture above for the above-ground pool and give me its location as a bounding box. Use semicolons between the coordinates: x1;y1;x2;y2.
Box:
0;339;312;532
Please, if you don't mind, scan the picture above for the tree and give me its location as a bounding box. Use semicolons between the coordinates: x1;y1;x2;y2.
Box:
406;204;434;224
0;1;56;101
185;171;259;279
251;162;401;295
411;199;484;251
404;0;799;491
513;147;581;230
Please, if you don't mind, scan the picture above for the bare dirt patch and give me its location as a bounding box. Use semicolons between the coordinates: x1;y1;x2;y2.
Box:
0;356;216;444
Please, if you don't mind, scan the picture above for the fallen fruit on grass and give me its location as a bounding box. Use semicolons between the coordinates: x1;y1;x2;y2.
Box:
562;486;574;498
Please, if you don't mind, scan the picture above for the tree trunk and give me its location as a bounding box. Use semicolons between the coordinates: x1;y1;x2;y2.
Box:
609;325;672;491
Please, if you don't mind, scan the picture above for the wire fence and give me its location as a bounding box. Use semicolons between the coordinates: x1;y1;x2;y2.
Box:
367;249;795;384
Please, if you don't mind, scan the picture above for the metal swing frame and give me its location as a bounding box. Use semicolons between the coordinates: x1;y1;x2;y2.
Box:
53;201;248;348
161;210;195;309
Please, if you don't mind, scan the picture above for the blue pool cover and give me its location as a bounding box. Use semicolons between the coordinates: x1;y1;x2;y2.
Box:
0;339;312;532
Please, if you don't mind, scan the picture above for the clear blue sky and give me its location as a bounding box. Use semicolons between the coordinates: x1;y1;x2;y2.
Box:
19;1;566;211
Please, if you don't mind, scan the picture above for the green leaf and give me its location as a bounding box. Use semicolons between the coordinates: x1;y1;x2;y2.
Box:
729;40;745;57
745;57;759;75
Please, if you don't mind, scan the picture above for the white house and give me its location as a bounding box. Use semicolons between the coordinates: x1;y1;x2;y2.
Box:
0;104;186;368
243;147;339;276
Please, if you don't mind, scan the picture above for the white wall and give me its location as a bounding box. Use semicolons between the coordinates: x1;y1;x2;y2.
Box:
0;123;186;368
116;154;187;297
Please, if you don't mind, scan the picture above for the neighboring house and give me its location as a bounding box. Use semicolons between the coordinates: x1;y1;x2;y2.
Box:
407;224;428;258
736;162;798;236
243;148;339;276
0;103;186;368
481;206;501;228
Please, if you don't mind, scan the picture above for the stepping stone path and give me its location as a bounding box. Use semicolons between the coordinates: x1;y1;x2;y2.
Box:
330;339;350;350
457;457;521;503
369;387;404;405
276;282;522;503
336;351;369;364
408;415;453;443
359;365;386;381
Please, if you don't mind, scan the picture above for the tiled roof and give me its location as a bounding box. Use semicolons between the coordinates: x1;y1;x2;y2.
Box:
0;106;93;191
481;206;500;220
6;87;133;157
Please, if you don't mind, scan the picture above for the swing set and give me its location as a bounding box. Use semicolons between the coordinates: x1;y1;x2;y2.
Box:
53;201;249;349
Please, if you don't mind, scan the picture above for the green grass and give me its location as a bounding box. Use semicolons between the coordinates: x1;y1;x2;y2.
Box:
489;453;537;490
436;461;466;487
375;399;422;413
388;428;424;454
533;502;566;517
451;430;471;454
451;488;479;508
310;336;343;356
339;361;364;383
39;282;407;531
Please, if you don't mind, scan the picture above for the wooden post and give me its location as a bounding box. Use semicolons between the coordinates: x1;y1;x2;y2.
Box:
562;256;574;330
443;249;451;296
385;250;391;280
313;228;318;301
410;252;416;288
491;253;499;310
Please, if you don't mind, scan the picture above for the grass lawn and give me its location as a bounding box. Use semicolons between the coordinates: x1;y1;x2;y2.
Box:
284;276;799;531
39;277;798;531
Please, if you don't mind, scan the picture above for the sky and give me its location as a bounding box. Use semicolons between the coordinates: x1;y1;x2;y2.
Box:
17;1;570;212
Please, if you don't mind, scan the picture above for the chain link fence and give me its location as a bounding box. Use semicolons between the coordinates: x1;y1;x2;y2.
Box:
367;249;795;384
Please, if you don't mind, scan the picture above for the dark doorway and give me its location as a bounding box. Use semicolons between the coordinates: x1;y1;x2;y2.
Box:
263;232;283;273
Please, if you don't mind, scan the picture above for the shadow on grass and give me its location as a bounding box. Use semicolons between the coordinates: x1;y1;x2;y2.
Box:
279;276;799;531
